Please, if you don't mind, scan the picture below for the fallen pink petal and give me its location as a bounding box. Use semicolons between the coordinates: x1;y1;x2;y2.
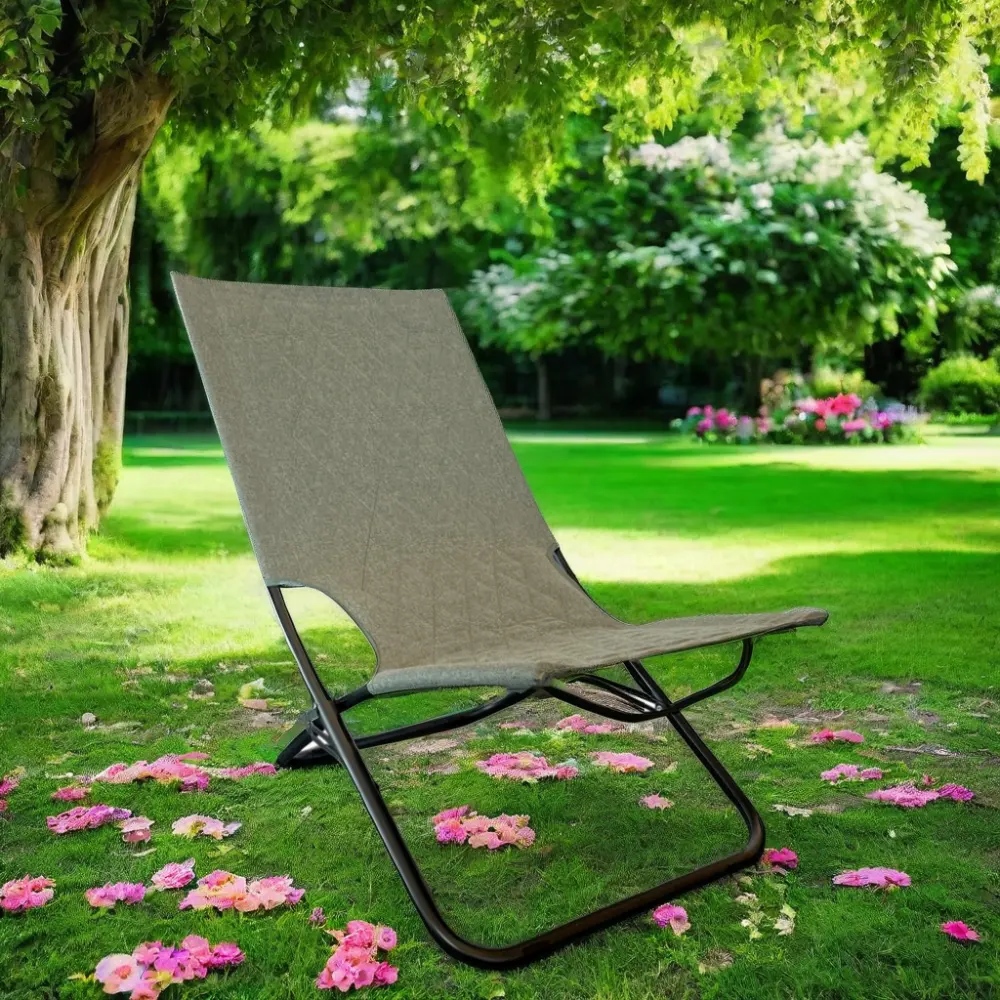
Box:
832;867;911;888
937;783;974;802
809;729;864;744
431;807;536;849
762;847;799;870
179;870;304;912
941;920;981;942
867;783;941;808
51;785;90;802
171;814;241;840
47;804;131;835
555;714;623;735
150;858;197;891
591;751;654;773
1;875;55;912
85;882;146;909
90;753;277;794
652;903;690;936
475;752;578;782
820;764;883;784
640;794;674;810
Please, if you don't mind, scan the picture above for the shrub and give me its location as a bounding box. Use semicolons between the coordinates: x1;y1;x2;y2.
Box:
918;355;1000;415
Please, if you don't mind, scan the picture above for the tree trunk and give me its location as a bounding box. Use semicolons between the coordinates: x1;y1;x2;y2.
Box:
0;75;172;558
535;356;551;422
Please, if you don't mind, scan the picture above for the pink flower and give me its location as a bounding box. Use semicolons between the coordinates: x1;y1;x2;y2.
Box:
815;418;827;431
85;882;146;909
842;418;868;434
0;774;20;797
652;903;690;936
318;921;400;991
51;785;90;802
590;751;654;773
179;870;303;912
171;814;240;839
475;752;577;782
95;954;145;994
47;804;131;835
89;754;277;794
695;417;713;435
640;794;674;810
833;867;910;888
120;816;154;844
686;406;703;417
376;926;397;951
941;921;981;942
310;907;327;927
151;859;196;891
1;875;55;912
762;847;799;870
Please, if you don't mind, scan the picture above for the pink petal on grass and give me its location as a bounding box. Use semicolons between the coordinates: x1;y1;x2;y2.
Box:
85;882;146;909
171;815;240;840
809;729;864;744
51;786;90;802
431;808;536;851
640;794;674;810
762;847;798;870
652;903;690;936
867;784;941;808
833;867;910;888
937;783;974;802
47;804;131;835
591;751;654;773
476;752;578;782
941;921;981;942
120;816;154;843
150;859;196;891
0;875;55;912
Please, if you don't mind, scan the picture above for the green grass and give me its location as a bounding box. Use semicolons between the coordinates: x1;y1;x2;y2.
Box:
1;430;998;999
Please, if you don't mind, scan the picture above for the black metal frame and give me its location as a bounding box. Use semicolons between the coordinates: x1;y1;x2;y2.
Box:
268;564;766;969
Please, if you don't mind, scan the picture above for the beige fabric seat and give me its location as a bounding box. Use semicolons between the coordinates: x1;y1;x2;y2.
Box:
173;276;827;696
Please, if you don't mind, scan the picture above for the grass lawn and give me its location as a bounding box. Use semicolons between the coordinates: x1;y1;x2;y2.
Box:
1;429;998;999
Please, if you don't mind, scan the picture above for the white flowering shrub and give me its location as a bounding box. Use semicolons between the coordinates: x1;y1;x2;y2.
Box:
466;129;955;369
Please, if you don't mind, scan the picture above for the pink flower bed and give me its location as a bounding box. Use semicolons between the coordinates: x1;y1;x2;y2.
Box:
318;919;399;992
1;875;55;912
590;751;654;773
683;396;923;445
179;870;304;912
833;867;911;888
475;752;577;782
431;806;536;850
94;936;243;996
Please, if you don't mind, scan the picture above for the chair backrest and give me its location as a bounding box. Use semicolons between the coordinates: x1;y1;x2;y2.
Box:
172;275;601;672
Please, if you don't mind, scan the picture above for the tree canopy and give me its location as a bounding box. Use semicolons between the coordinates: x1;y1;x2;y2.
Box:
3;0;998;192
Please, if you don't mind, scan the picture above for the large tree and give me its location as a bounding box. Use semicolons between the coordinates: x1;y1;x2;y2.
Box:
0;1;996;557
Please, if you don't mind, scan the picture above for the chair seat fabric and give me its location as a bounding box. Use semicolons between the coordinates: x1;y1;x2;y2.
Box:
366;606;828;694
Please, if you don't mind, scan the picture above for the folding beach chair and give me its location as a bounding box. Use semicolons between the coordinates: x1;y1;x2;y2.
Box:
172;275;828;969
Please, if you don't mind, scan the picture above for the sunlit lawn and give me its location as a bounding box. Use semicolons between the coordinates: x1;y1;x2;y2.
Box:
1;429;998;999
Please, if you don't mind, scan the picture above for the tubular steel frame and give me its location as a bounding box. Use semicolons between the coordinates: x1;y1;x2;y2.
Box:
269;551;767;969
